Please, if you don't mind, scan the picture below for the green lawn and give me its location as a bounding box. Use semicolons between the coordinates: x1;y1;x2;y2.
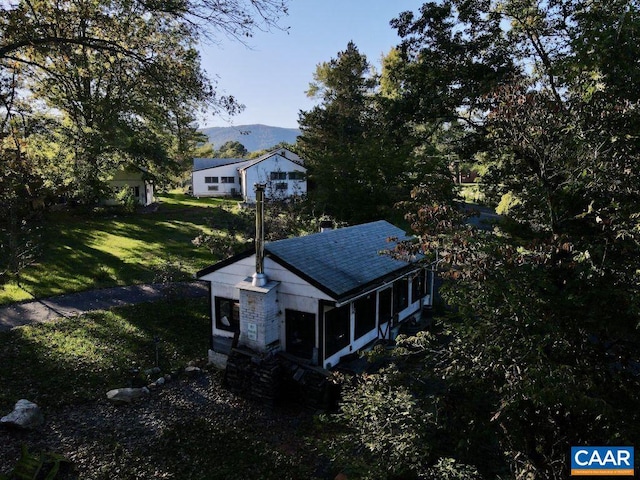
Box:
0;193;238;306
0;193;325;478
0;299;321;479
0;297;210;411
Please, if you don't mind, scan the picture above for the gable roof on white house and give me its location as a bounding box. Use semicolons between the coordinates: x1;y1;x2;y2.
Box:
197;220;418;303
192;157;250;172
237;149;303;172
193;149;302;174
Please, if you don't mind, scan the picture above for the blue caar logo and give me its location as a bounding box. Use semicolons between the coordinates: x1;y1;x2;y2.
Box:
571;447;635;476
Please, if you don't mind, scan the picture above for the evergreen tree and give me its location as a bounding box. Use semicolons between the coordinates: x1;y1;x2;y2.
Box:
299;42;416;223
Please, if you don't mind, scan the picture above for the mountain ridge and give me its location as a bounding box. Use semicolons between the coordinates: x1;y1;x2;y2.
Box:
200;124;300;152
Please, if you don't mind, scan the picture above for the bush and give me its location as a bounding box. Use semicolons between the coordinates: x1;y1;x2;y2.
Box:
115;187;137;214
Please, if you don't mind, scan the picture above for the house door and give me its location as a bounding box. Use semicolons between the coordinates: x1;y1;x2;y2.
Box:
285;309;316;361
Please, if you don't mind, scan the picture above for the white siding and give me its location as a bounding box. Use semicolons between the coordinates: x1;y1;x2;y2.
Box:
199;255;333;341
241;155;307;202
192;162;247;197
201;253;432;369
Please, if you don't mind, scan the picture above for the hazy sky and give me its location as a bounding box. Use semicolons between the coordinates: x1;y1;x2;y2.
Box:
198;1;425;129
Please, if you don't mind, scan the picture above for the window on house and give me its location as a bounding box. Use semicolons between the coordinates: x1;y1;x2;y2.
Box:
221;176;235;183
285;309;315;360
208;185;219;191
275;182;288;190
270;171;287;180
324;304;350;358
378;287;393;324
215;297;240;333
288;171;305;180
354;293;376;339
132;186;140;198
394;277;409;313
423;269;430;297
411;273;423;303
205;176;218;184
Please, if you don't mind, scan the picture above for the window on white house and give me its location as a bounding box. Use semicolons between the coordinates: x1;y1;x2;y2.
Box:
215;297;240;333
411;273;423;303
410;268;431;302
205;176;218;184
354;293;376;339
394;277;409;312
288;171;305;180
270;171;287;180
422;269;430;297
324;304;350;358
275;182;288;190
208;185;219;191
285;309;316;360
221;176;235;183
378;287;393;324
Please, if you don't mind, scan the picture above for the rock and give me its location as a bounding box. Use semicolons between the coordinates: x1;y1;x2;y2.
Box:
163;374;172;382
143;367;161;376
106;387;149;405
184;366;201;377
155;377;165;386
1;399;44;429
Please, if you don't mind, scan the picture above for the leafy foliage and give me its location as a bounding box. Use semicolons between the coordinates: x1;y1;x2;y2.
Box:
0;445;70;480
379;1;640;477
0;0;289;280
214;140;249;158
193;197;340;257
298;42;422;223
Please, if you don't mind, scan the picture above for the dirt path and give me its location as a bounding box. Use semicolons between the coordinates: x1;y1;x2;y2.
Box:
0;281;209;331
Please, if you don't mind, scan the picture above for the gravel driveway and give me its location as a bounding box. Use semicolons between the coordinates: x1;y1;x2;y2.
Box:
0;282;209;331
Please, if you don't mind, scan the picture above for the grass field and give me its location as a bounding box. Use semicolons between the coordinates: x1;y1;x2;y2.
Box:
0;296;211;411
0;193;238;306
0;298;321;479
0;193;330;478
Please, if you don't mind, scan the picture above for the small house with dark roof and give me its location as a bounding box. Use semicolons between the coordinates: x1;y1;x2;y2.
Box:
196;187;434;370
191;148;306;202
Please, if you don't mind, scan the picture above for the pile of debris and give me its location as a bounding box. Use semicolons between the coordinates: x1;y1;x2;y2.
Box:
224;348;341;411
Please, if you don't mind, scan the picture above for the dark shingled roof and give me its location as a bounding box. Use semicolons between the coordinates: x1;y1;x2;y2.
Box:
266;220;416;301
196;221;419;302
192;158;249;171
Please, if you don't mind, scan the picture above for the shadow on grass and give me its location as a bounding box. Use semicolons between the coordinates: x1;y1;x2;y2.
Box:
0;298;210;411
152;418;315;480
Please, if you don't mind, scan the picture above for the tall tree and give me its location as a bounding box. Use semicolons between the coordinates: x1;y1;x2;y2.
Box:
1;0;287;202
0;0;289;278
299;42;416;223
388;1;640;477
320;1;640;478
214;140;248;158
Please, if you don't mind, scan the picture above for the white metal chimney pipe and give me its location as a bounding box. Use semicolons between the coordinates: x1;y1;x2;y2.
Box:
252;183;268;287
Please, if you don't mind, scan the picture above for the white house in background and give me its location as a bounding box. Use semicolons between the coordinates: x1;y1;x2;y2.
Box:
196;189;434;370
105;164;154;206
191;148;306;202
